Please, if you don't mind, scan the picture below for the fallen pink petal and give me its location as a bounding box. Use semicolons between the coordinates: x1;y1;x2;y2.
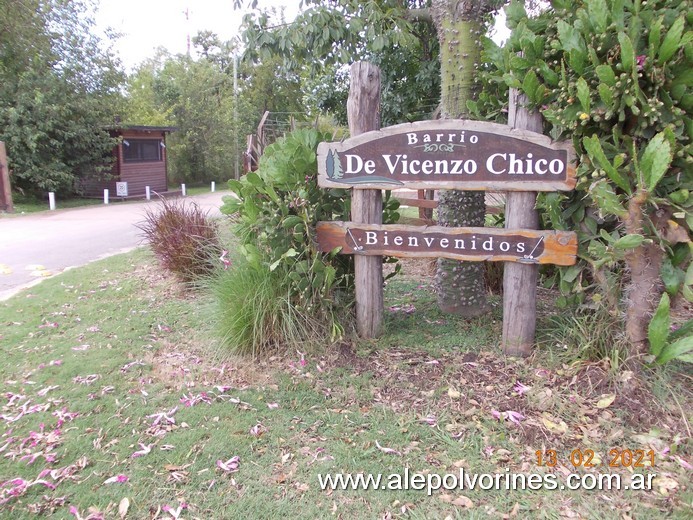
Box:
131;442;153;458
375;440;402;456
216;455;240;472
513;381;531;395
103;474;128;485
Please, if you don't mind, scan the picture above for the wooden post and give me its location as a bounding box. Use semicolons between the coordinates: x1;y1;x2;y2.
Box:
348;62;383;338
0;142;13;213
502;88;543;356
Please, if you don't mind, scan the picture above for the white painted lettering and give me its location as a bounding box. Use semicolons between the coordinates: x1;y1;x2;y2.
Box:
450;160;465;174
464;160;478;175
535;158;547;174
382;155;402;174
345;154;363;174
393;236;403;246
440;238;449;248
487;153;507;174
509;154;524;174
407;133;418;145
435;160;449;174
365;232;378;245
364;160;376;174
549;159;564;174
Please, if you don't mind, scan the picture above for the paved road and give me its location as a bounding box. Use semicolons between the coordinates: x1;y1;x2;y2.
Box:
0;192;228;301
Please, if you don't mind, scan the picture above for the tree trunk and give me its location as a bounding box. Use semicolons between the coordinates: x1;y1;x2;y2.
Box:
347;62;383;339
624;191;668;354
431;0;499;317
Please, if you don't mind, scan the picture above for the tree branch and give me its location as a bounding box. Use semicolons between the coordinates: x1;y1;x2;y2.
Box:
405;8;433;24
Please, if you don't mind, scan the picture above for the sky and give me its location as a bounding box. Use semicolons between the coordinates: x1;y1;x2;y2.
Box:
93;0;303;70
93;1;509;71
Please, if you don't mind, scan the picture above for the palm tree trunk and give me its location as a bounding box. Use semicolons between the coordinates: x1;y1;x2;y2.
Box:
431;0;500;317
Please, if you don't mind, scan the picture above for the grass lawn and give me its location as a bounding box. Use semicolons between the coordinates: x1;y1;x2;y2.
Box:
0;250;691;519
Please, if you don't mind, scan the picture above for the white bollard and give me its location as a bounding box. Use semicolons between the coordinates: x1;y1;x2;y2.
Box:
145;186;151;201
211;181;216;193
48;192;56;211
103;189;109;205
181;183;186;197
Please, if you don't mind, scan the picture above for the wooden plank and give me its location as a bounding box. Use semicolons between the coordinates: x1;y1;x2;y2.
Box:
0;142;13;213
316;221;577;266
394;197;439;209
502;87;544;357
348;62;383;339
318;119;576;191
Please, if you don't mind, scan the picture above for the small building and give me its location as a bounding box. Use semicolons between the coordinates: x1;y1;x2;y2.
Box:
81;125;176;198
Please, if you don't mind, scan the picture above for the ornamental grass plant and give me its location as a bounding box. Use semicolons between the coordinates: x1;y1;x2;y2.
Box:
137;197;222;284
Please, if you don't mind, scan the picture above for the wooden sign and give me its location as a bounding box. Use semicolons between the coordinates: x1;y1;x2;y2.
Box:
317;222;578;266
317;119;576;191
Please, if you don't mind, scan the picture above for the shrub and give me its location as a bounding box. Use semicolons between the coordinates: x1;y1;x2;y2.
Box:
138;197;222;283
543;307;630;370
472;0;692;356
211;255;344;356
218;128;398;353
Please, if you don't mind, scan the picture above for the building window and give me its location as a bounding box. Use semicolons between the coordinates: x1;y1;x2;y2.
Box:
122;139;162;162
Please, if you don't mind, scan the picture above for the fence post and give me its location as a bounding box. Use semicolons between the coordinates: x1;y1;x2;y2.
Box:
211;181;216;193
502;88;543;356
348;62;383;339
146;186;151;200
48;192;56;211
181;183;186;197
104;189;109;205
0;142;13;213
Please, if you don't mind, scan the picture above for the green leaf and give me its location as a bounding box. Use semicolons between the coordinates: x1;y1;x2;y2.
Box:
569;49;587;75
669;189;689;205
576;77;591;112
562;264;582;283
505;0;527;27
598;83;614;108
669;319;693;342
613;234;645;250
522;70;541;104
648;17;663;60
557;20;585;53
618;32;634;72
658;16;685;64
245;171;263;187
282;216;303;229
640;132;673;192
582;135;631;192
648;293;670;356
588;0;609;33
595;65;616;86
661;258;684;296
589;179;627;218
656;335;693;364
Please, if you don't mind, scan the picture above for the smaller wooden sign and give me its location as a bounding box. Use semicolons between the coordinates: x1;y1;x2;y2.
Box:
316;222;578;266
